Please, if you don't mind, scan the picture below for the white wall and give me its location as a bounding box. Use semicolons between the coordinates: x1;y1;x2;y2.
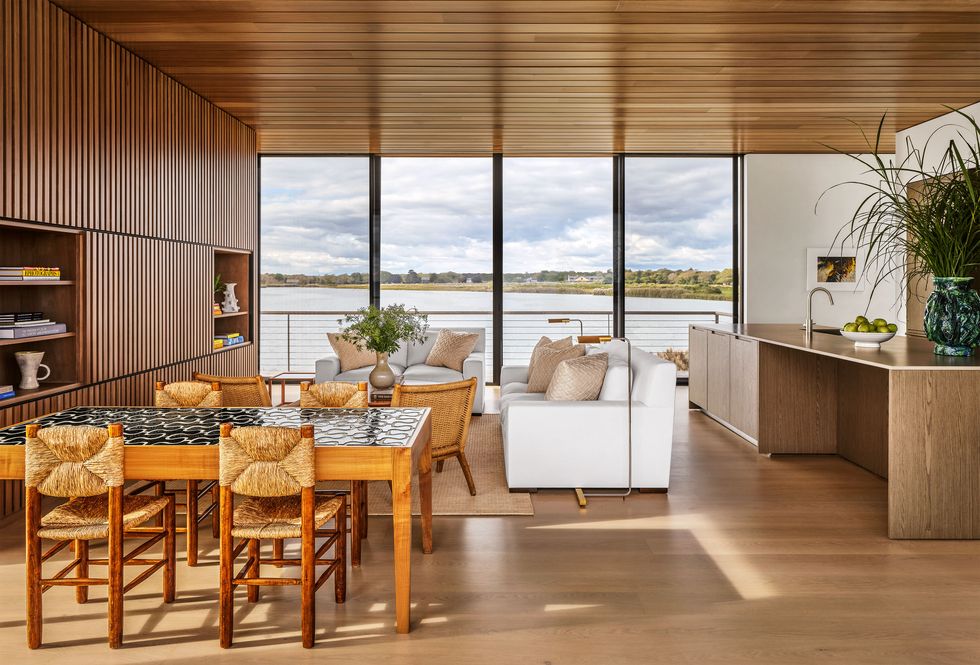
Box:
896;101;980;172
744;154;901;327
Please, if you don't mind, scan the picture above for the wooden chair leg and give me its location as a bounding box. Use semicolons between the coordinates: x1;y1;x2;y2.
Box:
273;539;284;566
108;487;124;649
301;487;315;649
350;482;361;567
219;487;234;649
435;460;445;473
164;494;176;603
186;480;198;566
358;481;368;539
335;498;347;604
25;490;42;650
211;484;219;539
247;539;260;603
154;481;166;527
457;452;477;496
75;539;89;604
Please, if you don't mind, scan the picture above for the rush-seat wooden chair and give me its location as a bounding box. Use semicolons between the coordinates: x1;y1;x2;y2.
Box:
296;380;368;566
391;377;479;495
25;423;176;649
192;372;272;407
149;380;222;565
218;423;346;649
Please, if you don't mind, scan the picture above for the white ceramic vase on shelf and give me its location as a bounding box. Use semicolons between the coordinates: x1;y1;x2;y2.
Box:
221;282;240;313
16;351;51;390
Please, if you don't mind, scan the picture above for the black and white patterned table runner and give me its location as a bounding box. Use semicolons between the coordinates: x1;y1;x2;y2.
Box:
0;406;428;447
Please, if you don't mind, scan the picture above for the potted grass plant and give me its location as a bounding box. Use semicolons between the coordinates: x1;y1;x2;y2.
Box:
338;304;428;389
825;110;980;355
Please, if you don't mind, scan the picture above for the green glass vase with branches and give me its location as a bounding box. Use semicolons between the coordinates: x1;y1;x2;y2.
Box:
824;109;980;355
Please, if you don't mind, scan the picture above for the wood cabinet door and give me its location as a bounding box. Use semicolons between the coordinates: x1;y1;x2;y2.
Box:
688;327;708;407
730;336;759;440
706;330;731;422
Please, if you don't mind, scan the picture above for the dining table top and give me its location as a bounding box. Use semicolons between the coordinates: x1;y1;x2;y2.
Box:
0;406;431;448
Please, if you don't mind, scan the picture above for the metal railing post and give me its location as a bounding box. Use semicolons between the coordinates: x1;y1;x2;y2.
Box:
286;314;292;372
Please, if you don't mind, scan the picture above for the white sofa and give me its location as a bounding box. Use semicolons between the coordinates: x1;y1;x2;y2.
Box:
314;327;485;414
499;342;676;490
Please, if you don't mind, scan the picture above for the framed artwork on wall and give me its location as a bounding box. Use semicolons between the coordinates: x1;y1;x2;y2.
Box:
806;247;863;292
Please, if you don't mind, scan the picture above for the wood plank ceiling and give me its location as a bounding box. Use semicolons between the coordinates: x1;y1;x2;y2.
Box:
51;1;980;155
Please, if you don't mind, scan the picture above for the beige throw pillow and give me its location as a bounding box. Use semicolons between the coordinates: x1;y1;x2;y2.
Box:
425;329;480;372
528;335;574;377
527;344;585;393
546;353;608;401
327;332;376;373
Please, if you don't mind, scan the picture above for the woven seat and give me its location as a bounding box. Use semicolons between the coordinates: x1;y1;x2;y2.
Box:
155;380;222;408
218;422;346;649
193;372;271;407
392;377;479;495
299;380;368;408
25;423;176;649
232;495;343;539
39;494;169;540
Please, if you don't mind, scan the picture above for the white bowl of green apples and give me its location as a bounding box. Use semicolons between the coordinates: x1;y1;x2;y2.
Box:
840;316;898;349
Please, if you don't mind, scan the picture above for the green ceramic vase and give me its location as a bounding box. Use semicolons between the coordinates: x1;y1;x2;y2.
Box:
924;276;980;356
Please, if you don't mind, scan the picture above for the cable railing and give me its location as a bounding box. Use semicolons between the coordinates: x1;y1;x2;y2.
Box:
259;308;733;376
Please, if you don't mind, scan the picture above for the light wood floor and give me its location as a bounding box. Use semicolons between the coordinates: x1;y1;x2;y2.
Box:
2;387;980;663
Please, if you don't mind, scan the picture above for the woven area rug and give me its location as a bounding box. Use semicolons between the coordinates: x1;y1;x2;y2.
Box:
322;414;533;517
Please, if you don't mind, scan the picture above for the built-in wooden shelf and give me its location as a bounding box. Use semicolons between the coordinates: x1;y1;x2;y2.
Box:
0;280;76;286
212;341;252;354
0;332;75;347
214;310;248;319
0;382;82;408
213;249;252;351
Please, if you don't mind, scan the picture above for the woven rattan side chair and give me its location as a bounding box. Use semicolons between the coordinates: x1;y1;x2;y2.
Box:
391;377;479;495
218;422;346;649
297;380;369;566
192;372;272;407
25;423;176;649
149;380;223;566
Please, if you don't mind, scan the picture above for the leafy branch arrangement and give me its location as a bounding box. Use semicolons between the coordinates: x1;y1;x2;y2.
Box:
338;304;428;356
821;109;980;301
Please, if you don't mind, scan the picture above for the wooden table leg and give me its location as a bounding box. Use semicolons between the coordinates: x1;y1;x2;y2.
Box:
391;450;412;634
419;440;433;555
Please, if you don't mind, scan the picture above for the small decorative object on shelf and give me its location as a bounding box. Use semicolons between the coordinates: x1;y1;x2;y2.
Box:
0;310;66;338
212;303;223;317
15;350;51;389
221;282;240;313
0;384;14;401
0;266;61;281
213;338;225;350
339;304;428;390
214;333;245;349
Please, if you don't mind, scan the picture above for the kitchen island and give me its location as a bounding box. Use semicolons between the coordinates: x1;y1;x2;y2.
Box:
689;323;980;539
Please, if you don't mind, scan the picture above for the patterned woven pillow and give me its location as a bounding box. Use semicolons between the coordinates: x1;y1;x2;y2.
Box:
327;332;376;373
528;336;573;377
425;329;480;372
527;344;585;393
546;353;608;401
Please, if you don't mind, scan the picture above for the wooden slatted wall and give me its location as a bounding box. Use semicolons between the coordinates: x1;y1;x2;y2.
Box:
0;0;259;516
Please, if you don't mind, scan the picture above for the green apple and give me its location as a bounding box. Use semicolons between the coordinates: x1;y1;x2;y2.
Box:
876;325;890;333
872;318;887;327
887;323;898;333
858;323;874;333
843;322;859;332
855;315;869;325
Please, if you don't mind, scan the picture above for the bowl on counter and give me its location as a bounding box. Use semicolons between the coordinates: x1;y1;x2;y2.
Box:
839;329;896;349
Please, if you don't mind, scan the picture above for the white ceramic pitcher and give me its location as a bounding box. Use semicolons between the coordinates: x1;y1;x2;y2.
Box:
15;351;51;390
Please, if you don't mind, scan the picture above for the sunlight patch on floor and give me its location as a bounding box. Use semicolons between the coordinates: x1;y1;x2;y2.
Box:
543;604;602;612
531;514;776;600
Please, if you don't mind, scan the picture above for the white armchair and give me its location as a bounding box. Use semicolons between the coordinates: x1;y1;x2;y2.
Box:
499;344;676;490
314;327;485;414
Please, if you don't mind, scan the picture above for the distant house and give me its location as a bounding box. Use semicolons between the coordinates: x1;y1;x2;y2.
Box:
420;275;431;283
567;274;601;283
524;277;538;283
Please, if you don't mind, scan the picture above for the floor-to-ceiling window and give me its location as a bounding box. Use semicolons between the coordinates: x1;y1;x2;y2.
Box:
259;156;370;373
503;158;613;365
624;157;735;375
380;157;493;374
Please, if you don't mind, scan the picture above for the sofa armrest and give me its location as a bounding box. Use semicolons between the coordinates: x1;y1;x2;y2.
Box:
314;356;341;383
500;365;529;386
462;352;484;382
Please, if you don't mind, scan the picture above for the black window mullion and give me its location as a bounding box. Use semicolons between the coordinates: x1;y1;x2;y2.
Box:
613;154;626;338
369;154;381;307
492;153;503;384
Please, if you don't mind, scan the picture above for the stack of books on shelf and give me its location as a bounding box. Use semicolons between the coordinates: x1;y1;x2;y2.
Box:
0;311;67;339
0;266;61;281
213;332;245;350
0;385;14;401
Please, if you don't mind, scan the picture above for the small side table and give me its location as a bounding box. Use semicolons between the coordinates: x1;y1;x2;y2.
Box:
267;371;316;406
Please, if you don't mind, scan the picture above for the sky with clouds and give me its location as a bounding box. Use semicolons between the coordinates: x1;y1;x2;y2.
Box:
260;156;733;276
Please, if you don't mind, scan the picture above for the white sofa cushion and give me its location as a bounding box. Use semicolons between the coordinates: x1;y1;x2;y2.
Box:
401;364;464;384
500;382;528;397
335;364;406;383
500;391;547;425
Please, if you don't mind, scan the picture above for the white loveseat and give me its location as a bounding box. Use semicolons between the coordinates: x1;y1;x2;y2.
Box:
314;327;485;414
499;342;676;490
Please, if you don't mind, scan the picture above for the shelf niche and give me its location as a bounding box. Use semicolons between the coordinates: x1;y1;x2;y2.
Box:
213;248;253;352
0;220;84;404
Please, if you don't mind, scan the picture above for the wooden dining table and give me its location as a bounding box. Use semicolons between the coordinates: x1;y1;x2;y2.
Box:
0;405;433;634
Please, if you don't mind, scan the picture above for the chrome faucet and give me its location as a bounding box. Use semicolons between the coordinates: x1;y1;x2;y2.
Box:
805;287;835;338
